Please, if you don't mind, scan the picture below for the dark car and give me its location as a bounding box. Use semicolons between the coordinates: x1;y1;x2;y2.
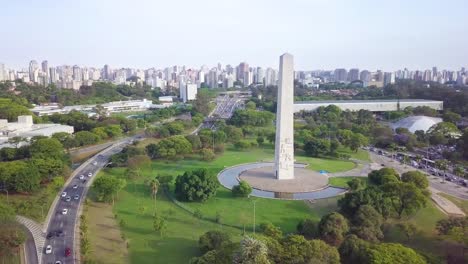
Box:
445;176;452;181
46;232;54;239
55;230;63;237
65;247;71;257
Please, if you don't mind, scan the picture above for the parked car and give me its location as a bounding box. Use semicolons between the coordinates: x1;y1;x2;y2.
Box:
45;245;52;254
65;247;71;257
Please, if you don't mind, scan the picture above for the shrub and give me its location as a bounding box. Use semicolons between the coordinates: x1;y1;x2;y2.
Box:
232;180;252;197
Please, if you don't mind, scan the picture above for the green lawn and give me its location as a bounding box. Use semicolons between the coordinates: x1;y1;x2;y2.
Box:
384;202;449;262
103;145;353;263
438;192;468;215
337;147;371;162
328;176;368;188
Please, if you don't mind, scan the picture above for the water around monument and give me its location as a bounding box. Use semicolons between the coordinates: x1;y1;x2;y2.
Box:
218;162;347;200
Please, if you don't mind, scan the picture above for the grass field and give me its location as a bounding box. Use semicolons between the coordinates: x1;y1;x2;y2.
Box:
383;201;449;262
0;248;21;264
438;192;468;215
96;145;357;263
85;201;129;264
328;176;368;188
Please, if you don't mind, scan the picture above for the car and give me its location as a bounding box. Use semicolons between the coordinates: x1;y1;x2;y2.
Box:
79;175;85;180
462;181;468;187
55;230;63;237
74;195;79;200
62;209;68;215
93;161;98;166
61;192;67;197
55;261;62;264
381;164;385;167
73;184;78;189
45;245;52;254
65;196;71;202
445;177;452;181
65;247;71;257
46;232;54;239
88;172;92;177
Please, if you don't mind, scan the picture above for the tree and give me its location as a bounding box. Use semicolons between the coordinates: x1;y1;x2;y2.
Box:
175;169;219;202
7;136;26;148
453;166;465;178
152;213;167;236
233;236;270;264
401;171;429;189
259;222;282;240
231;180;252;197
92;176;126;204
338;186;392;219
368;168;400;186
428;122;460;139
351;205;383;242
194;90;213;116
366;243;426;264
339;235;370;264
304;138;330;157
149;178;160;199
198;231;231;253
435;159;449;182
29;138;64;160
245;101;256;110
381;182;428;218
186;135;202;150
347;178;364;191
200;148;215;161
75;131;100;146
349;133;368;152
279;235;340;264
442;110;461;124
318;212;349;246
297;218;318;239
0;203;26;255
396;223;417;241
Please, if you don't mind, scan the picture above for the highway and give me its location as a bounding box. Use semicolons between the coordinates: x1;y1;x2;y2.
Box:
41;137;138;264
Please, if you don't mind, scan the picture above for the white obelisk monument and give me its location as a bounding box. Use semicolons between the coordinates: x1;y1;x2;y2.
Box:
275;53;295;180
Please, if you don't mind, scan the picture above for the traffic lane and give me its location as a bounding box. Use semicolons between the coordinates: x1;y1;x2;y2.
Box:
21;224;38;264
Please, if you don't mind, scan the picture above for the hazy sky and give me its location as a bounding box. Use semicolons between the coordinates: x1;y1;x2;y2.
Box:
1;0;467;71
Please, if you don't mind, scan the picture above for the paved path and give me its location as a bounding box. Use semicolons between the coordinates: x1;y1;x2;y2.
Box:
429;187;465;217
16;215;43;264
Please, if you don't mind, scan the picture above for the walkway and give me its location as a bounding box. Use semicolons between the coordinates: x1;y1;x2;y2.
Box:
16;215;43;264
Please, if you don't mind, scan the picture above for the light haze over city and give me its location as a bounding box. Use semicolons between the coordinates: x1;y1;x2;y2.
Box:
1;0;467;70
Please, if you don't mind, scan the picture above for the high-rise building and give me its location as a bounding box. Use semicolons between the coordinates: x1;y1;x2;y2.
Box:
0;63;5;81
72;65;82;81
49;67;57;83
265;68;277;86
256;67;264;84
334;68;348;82
207;69;218;88
29;60;39;82
360;70;371;82
180;83;198;102
348;68;360;81
103;64;111;80
41;60;49;75
383;72;395;86
243;70;253;86
237;62;249;84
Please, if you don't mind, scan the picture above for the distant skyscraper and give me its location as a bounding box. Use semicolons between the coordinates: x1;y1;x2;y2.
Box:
49;67;57;83
383;72;395;86
334;68;348;82
0;63;5;81
207;69;218;88
360;70;371;83
237;62;249;84
29;60;38;82
103;64;111;80
348;68;360;81
256;67;264;84
72;65;82;81
265;68;277;86
41;60;49;75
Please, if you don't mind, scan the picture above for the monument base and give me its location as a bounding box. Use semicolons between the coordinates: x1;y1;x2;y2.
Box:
239;165;328;193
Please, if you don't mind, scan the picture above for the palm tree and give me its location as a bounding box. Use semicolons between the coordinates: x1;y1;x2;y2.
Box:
149;178;160;214
435;159;449;183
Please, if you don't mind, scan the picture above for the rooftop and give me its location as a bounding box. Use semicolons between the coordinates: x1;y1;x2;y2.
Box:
295;99;443;104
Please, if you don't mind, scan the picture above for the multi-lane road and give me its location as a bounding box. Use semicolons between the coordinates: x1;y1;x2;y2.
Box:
41;137;138;264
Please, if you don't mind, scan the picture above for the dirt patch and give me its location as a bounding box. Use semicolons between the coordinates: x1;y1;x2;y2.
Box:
86;202;129;264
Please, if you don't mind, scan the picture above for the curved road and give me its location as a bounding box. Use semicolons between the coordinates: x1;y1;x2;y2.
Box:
41;136;139;264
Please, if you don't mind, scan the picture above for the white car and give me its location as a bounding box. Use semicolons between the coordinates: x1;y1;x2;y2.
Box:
55;261;62;264
62;209;68;215
79;175;85;180
45;245;52;254
88;172;92;177
61;192;67;197
73;184;78;189
65;196;71;202
93;161;98;166
74;195;79;200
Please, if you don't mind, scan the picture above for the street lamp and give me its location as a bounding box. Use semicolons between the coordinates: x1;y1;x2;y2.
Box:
252;200;257;235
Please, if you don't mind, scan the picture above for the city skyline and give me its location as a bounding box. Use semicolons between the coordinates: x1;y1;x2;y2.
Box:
1;0;467;70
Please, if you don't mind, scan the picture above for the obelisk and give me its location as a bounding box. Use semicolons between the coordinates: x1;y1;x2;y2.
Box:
275;53;294;180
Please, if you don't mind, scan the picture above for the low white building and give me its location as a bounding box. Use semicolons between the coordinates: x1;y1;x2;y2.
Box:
0;115;74;148
294;99;443;113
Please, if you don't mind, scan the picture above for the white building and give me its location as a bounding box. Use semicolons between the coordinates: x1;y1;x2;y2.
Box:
294;99;443;113
391;116;442;133
0;115;74;148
